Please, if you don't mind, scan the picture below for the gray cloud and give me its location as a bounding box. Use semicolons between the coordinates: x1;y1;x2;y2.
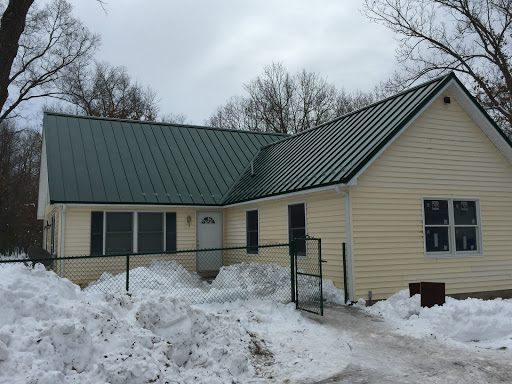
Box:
62;0;397;124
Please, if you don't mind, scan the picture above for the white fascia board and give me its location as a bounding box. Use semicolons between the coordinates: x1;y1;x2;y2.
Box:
54;203;222;209
345;80;452;185
446;82;512;165
37;131;49;220
223;184;346;208
55;184;348;210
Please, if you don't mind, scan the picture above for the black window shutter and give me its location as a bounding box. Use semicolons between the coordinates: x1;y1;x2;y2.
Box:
91;212;104;255
166;212;177;252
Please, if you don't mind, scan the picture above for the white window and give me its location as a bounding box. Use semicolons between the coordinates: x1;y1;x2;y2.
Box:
423;198;482;257
105;212;133;254
94;211;177;255
246;209;259;255
288;202;306;257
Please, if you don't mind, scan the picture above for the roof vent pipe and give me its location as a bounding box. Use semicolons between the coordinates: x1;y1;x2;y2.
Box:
251;161;254;176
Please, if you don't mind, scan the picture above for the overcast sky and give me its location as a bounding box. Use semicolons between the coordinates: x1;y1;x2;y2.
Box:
47;0;398;125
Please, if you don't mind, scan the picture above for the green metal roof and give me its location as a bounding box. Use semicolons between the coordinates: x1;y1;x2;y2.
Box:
44;73;511;207
44;113;288;205
221;73;459;204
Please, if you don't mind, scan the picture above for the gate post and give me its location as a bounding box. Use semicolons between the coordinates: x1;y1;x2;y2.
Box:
290;240;296;303
318;238;323;316
126;254;130;291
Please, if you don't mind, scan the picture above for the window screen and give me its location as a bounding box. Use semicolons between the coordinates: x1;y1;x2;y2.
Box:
165;212;177;252
138;213;163;253
90;212;104;255
288;203;306;256
105;212;133;254
246;210;258;254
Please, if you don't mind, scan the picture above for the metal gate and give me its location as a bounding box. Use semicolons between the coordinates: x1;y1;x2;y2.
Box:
293;236;324;315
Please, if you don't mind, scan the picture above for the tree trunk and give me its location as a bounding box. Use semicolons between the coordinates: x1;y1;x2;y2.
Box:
0;0;34;118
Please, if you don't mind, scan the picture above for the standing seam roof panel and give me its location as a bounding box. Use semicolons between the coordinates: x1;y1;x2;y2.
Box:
103;121;136;203
78;118;107;202
221;75;451;204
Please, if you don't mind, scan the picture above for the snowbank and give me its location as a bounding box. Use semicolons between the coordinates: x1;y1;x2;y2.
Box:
0;263;349;383
85;260;346;305
366;290;512;350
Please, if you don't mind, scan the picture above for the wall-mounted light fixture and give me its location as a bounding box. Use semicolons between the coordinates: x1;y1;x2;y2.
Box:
443;96;451;104
186;216;192;226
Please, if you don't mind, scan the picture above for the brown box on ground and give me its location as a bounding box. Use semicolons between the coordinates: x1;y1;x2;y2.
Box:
409;282;445;308
409;282;421;297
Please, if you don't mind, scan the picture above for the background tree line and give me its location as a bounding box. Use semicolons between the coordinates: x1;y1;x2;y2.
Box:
207;62;385;134
0;0;511;253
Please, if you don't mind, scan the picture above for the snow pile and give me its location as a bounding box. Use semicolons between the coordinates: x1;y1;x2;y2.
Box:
0;263;350;383
85;260;346;305
366;290;512;350
210;262;290;302
86;260;209;297
0;264;254;383
322;279;346;305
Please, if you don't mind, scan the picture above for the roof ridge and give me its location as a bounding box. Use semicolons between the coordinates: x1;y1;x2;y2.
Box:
43;111;289;137
257;72;454;150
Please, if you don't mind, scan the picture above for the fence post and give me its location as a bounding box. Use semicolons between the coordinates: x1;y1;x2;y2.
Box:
290;241;296;303
318;238;323;315
342;242;348;304
126;254;130;291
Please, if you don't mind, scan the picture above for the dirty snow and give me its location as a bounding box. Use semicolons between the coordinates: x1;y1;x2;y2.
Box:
0;263;349;383
365;290;512;351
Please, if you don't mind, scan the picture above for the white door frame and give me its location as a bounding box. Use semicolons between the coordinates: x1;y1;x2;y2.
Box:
195;210;224;249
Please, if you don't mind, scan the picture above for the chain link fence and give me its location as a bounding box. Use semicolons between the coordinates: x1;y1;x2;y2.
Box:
294;237;324;315
0;244;294;304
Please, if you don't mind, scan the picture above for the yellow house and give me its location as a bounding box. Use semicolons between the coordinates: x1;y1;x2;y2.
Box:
37;73;512;301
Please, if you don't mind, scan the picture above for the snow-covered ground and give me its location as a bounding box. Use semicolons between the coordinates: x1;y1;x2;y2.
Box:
1;262;511;383
364;290;512;351
0;263;349;383
0;252;27;261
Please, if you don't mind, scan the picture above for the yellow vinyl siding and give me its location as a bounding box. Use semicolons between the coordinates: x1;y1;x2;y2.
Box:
63;206;200;256
59;206;208;287
351;91;512;300
224;190;347;288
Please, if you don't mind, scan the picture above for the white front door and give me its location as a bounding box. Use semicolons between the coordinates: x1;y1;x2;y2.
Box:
196;211;223;272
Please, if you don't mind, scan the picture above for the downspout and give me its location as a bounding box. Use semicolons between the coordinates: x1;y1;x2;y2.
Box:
59;204;66;277
335;186;354;302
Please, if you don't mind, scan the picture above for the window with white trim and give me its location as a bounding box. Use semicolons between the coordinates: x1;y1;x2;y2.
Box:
91;211;177;255
423;198;481;256
138;212;163;253
246;210;258;255
288;203;306;257
106;212;133;254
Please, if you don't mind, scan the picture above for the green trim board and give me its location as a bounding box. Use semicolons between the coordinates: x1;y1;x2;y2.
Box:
42;73;512;208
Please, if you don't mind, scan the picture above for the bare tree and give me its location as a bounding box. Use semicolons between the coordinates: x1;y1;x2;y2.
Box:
244;63;296;133
0;0;100;124
59;61;159;121
294;69;339;130
160;112;189;125
208;62;380;133
0;0;34;122
207;95;262;131
362;0;512;132
0;120;41;255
